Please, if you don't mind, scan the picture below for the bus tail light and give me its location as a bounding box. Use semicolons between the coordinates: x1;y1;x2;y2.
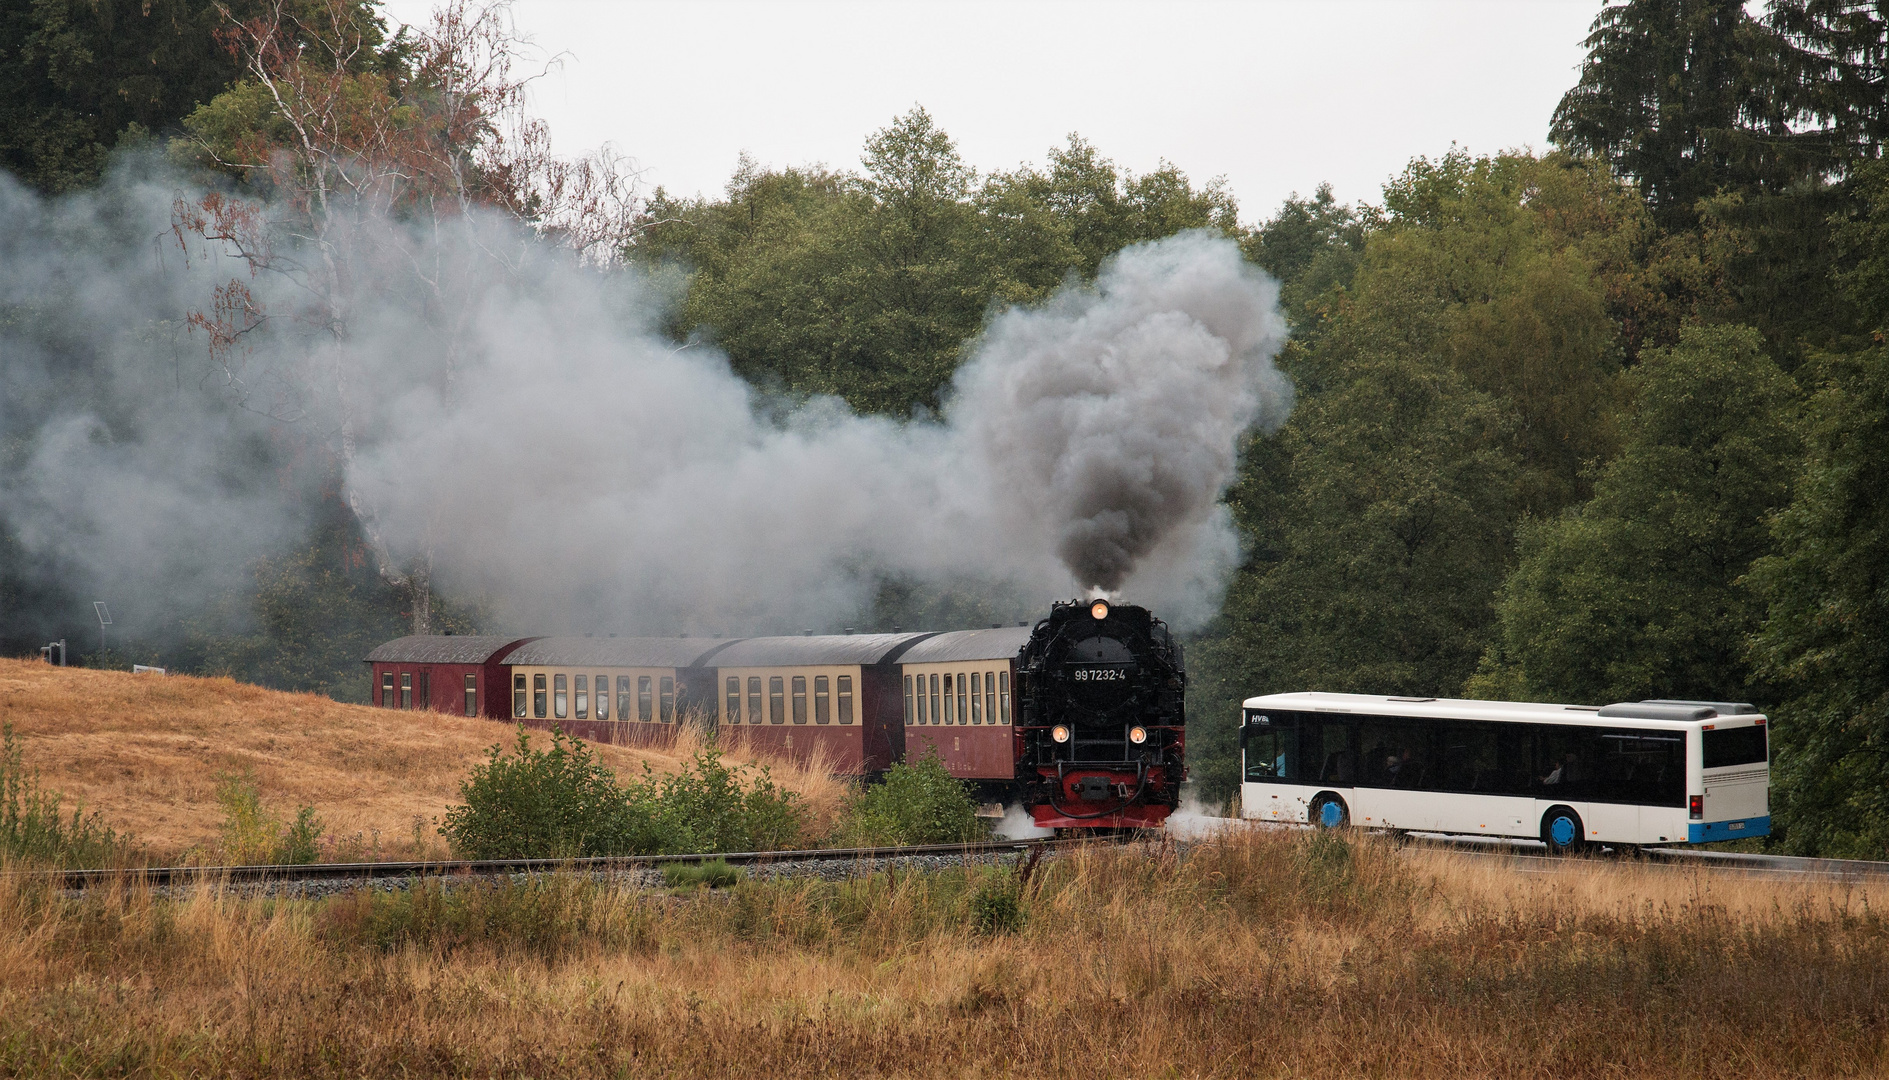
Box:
1689;795;1703;820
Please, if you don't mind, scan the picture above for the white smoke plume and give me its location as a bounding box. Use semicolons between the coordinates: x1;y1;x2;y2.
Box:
2;163;1289;648
353;229;1289;633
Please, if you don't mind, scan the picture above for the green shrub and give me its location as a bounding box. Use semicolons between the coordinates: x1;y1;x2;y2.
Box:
439;726;642;860
629;750;806;854
214;772;325;864
662;858;744;889
840;751;987;846
439;728;809;859
968;866;1025;935
0;723;133;868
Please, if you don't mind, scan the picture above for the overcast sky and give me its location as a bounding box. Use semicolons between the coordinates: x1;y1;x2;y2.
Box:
381;0;1599;225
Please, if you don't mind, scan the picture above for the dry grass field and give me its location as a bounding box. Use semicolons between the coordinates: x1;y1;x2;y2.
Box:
0;659;848;859
2;829;1886;1077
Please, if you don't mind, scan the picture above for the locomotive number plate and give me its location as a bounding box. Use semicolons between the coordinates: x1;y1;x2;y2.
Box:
1072;668;1127;682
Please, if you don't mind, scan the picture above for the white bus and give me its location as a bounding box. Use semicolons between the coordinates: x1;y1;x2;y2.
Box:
1239;692;1770;852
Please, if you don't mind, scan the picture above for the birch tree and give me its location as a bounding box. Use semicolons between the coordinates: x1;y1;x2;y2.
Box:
171;0;641;632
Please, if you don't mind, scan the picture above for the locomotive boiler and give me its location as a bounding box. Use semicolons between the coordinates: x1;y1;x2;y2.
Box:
1015;598;1185;830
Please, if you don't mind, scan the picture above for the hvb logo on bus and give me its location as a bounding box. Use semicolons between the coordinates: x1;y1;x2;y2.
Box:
1071;668;1127;682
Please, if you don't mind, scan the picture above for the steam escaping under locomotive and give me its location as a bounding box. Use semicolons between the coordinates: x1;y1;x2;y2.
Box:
363;597;1187;833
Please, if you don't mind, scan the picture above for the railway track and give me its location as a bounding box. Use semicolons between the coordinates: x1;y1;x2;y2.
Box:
28;828;1889;893
1405;832;1889;880
35;836;1089;892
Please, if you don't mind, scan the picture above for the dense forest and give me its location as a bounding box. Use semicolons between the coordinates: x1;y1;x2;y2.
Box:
2;0;1886;856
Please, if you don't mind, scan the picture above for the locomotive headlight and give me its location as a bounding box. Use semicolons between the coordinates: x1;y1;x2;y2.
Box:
1051;725;1071;743
1129;726;1148;745
1090;599;1110;620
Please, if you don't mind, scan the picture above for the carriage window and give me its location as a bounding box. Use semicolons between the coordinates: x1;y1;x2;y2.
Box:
749;677;763;724
400;673;412;709
838;675;854;724
792;676;808;724
594;674;609;719
533;673;547;719
727;677;741;723
382;672;395;708
970;672;982;724
465;674;478;717
904;675;915;725
617;677;632;722
958;673;969;724
944;674;955;726
930;674;941;726
660;677;675;723
574;675;589;719
999;672;1010;724
769;676;785;724
814;675;830;724
513;673;527;717
985;672;996;728
419;671;430;709
553;673;567;719
638;676;652;721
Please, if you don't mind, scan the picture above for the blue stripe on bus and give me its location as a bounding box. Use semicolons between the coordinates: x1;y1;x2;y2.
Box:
1687;816;1770;843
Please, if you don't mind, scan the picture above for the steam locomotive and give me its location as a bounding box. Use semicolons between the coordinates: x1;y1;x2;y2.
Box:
1015;598;1186;830
364;597;1186;832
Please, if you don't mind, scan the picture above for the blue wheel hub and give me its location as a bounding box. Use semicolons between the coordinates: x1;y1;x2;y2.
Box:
1550;815;1577;846
1319;801;1344;828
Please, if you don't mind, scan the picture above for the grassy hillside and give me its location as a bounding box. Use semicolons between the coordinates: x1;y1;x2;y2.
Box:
0;659;846;859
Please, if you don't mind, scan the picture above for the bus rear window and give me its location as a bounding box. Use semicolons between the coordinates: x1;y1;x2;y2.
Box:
1705;725;1768;769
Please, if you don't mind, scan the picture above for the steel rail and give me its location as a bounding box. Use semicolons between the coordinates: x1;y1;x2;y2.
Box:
33;836;1093;891
1402;832;1889;879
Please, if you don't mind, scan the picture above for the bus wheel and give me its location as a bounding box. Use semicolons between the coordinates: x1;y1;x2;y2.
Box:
1541;807;1585;855
1310;795;1349;830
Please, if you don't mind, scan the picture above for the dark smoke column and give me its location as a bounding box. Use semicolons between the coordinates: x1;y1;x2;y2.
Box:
952;231;1291;594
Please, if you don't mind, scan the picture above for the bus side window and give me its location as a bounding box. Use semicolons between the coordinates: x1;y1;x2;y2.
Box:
838;676;853;724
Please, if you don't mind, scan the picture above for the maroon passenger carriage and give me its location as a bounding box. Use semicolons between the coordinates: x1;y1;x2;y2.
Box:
365;603;1188;833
